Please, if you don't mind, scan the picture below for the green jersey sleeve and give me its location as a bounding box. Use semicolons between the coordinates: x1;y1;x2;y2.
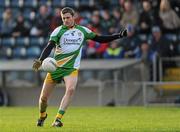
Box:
81;26;96;40
49;26;62;43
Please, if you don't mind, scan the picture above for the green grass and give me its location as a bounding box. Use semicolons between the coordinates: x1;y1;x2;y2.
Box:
1;106;180;132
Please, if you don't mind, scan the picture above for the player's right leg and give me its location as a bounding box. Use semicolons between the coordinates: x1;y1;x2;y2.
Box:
37;73;56;127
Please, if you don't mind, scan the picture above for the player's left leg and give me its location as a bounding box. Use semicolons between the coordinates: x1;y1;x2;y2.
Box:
52;70;78;127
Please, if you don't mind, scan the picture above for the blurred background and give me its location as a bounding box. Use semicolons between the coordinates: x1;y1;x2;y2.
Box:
0;0;180;107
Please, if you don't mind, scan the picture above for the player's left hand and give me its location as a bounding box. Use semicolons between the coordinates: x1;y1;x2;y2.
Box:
119;28;128;38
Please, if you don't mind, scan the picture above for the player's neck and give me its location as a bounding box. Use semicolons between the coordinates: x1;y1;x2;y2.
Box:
67;22;76;29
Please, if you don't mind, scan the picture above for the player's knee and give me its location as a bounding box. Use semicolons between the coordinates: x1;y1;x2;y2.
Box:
66;87;75;96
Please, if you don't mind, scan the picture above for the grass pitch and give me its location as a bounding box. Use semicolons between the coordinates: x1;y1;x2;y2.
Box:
0;106;180;132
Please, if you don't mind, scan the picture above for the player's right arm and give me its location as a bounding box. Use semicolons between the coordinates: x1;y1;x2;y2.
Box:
32;26;61;71
32;41;56;71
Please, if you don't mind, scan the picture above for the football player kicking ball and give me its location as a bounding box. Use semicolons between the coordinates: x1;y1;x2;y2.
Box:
32;7;127;127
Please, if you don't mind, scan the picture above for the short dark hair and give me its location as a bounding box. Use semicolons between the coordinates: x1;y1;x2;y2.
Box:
61;7;75;16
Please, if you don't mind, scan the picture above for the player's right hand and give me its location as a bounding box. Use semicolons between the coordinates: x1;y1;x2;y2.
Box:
32;59;42;72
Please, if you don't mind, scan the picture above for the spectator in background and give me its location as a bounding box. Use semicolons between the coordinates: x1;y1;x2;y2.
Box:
112;8;123;32
119;0;125;7
103;40;124;59
29;10;36;26
74;11;88;26
35;5;52;37
136;41;155;81
86;11;109;58
136;41;154;63
29;10;38;36
97;0;110;9
50;8;62;31
159;0;180;33
12;14;30;37
0;8;14;37
120;24;140;58
150;26;173;80
170;0;180;17
121;0;139;27
150;26;172;57
88;10;101;33
86;40;108;59
101;10;115;34
138;0;155;34
149;0;163;28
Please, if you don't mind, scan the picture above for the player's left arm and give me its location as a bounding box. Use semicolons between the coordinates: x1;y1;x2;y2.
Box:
92;28;127;43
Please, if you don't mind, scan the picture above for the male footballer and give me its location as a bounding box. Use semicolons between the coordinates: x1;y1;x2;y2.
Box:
32;7;127;127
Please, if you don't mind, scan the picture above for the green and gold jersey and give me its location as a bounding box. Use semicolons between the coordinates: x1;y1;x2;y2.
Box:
49;25;96;69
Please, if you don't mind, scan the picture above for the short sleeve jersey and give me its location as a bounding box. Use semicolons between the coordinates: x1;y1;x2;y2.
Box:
49;25;96;69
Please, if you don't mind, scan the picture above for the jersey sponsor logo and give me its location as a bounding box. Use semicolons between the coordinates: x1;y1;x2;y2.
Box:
78;32;82;36
70;31;76;36
64;33;69;36
63;38;82;45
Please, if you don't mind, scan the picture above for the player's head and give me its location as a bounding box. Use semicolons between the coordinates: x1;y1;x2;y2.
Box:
61;7;75;28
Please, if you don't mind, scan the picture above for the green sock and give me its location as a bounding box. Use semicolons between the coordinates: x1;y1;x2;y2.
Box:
56;110;65;120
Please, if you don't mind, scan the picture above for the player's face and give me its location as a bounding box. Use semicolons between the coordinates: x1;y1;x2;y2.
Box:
61;13;75;27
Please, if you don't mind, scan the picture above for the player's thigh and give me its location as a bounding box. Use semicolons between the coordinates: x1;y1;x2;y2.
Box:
64;75;78;90
40;73;56;98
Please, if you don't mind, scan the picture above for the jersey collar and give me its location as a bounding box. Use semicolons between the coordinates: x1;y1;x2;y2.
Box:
62;24;77;29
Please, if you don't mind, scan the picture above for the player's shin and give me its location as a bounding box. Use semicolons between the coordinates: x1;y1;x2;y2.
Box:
39;98;48;118
37;98;48;127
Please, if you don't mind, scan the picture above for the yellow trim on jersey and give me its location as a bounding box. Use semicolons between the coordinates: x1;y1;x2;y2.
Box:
57;59;67;67
56;55;74;67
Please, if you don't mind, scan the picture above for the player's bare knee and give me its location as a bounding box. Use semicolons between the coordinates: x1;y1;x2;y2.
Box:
66;87;75;96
